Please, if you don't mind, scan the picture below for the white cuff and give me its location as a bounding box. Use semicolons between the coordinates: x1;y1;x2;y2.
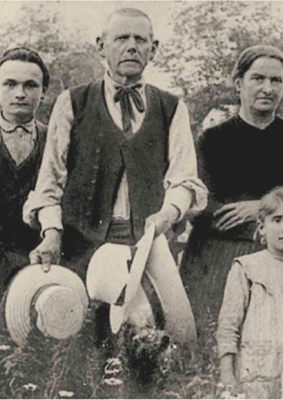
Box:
163;186;193;222
38;206;63;237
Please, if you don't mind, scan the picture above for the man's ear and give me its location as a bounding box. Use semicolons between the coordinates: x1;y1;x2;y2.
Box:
96;37;106;58
40;90;46;101
149;40;159;61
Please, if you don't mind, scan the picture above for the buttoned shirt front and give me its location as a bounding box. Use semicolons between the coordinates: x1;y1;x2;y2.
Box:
0;112;37;166
23;73;208;233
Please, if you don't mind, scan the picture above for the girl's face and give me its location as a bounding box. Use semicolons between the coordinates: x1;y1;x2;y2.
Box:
259;202;283;258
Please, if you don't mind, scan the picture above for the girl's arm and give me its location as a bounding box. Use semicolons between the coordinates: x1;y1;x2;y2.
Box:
217;261;250;388
219;353;237;387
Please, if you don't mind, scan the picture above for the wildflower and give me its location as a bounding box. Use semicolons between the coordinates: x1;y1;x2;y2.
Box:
103;377;123;386
220;390;233;399
23;383;38;391
58;390;75;398
220;389;239;399
0;344;10;351
104;357;123;375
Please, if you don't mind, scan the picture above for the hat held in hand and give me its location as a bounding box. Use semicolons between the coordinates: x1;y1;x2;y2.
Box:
5;264;89;347
86;224;196;349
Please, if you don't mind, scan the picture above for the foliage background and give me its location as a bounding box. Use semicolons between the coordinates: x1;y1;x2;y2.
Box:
2;1;283;136
0;1;282;398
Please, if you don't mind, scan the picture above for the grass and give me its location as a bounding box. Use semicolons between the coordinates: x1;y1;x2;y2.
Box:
0;301;226;399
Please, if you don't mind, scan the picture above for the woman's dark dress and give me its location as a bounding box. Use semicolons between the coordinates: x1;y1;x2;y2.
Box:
181;115;283;329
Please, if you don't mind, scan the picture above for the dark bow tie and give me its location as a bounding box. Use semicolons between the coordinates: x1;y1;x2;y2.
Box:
114;83;145;136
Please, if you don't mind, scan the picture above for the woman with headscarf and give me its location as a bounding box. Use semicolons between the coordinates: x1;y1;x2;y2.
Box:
181;45;283;331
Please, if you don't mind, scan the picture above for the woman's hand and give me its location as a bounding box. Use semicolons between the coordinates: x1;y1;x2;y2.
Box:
214;200;260;231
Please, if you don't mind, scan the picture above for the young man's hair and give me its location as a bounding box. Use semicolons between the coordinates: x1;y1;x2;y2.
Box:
0;47;50;92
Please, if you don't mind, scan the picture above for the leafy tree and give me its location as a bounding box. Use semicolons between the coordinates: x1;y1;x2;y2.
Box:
0;3;104;124
155;1;283;136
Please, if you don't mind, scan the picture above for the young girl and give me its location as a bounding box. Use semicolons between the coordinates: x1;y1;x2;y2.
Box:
217;186;283;399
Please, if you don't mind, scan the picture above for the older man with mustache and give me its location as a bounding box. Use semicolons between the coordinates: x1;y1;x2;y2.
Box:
24;8;207;288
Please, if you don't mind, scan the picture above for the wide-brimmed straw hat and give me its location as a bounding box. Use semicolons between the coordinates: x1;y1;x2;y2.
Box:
5;264;89;347
86;225;196;349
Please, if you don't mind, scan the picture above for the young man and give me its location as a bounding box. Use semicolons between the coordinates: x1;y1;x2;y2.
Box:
24;8;207;275
0;47;49;297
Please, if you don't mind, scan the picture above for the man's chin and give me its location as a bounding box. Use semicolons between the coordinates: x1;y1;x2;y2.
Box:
119;66;143;78
9;110;34;123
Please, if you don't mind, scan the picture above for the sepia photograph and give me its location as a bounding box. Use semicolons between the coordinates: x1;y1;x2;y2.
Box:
0;0;282;398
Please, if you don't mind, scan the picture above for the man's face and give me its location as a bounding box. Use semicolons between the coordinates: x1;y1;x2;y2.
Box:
0;60;44;124
236;56;283;117
98;14;158;84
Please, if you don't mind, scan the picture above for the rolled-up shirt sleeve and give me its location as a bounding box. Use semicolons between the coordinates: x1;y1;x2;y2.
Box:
162;100;208;221
23;90;73;232
217;261;250;359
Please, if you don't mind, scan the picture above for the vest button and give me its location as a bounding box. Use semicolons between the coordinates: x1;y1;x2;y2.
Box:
90;179;96;184
99;220;103;225
88;195;92;201
85;211;91;217
96;148;101;154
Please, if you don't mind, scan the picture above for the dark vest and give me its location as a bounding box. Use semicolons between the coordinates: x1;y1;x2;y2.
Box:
0;121;47;251
62;80;178;249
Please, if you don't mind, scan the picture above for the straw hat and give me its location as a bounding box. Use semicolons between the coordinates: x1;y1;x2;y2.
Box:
5;264;89;347
86;225;196;349
87;224;155;333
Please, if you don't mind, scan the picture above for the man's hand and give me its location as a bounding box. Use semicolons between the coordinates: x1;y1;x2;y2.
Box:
29;229;62;273
214;200;260;232
145;206;179;237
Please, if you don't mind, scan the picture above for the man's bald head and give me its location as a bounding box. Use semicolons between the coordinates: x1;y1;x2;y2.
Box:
102;8;154;40
97;7;158;85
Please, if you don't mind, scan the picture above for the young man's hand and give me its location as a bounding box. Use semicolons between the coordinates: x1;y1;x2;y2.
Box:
29;228;62;272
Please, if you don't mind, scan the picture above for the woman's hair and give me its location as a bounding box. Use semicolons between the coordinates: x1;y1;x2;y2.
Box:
0;47;50;92
254;187;283;242
232;45;283;82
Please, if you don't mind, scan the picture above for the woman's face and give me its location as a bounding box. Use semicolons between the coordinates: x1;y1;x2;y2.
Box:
236;56;283;117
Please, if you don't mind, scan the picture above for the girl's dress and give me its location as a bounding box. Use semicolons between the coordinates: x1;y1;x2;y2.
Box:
217;249;283;399
181;115;283;328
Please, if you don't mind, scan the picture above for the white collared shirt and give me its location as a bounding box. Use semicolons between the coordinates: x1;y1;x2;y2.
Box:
23;73;208;232
0;112;37;166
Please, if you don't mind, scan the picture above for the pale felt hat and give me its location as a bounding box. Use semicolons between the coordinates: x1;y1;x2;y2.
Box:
86;224;196;349
5;264;89;347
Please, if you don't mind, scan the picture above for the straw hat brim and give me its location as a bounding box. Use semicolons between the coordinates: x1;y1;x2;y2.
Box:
145;234;197;348
5;264;89;347
86;225;154;310
109;224;155;333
